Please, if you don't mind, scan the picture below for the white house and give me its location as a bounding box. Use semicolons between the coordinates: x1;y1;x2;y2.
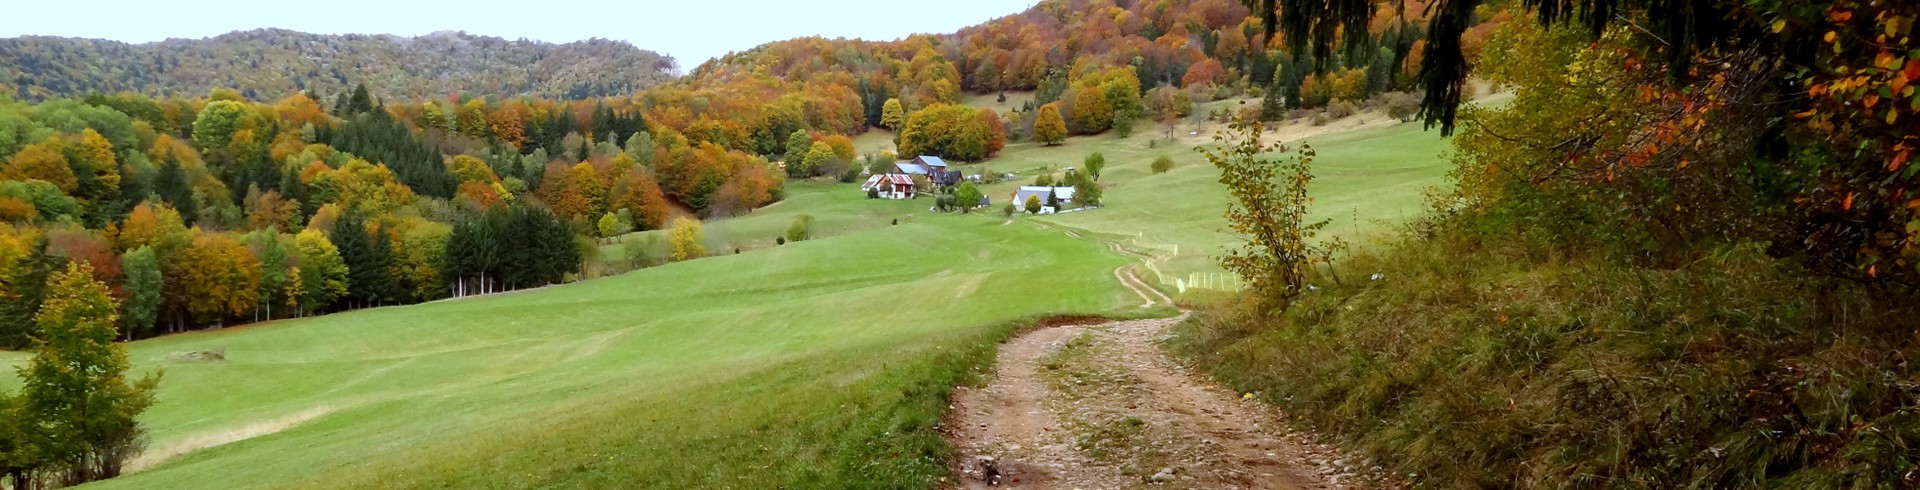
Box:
861;173;918;199
1009;186;1077;214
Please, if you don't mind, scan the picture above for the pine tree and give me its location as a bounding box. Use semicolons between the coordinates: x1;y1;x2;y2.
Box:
330;214;392;309
154;157;197;221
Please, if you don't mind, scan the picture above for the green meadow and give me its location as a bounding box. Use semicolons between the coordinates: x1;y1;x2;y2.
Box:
2;218;1136;488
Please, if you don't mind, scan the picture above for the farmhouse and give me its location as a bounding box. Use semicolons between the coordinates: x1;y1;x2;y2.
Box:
1010;186;1077;214
861;173;917;199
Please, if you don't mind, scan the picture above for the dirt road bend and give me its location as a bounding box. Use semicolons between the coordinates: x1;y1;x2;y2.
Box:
945;269;1360;489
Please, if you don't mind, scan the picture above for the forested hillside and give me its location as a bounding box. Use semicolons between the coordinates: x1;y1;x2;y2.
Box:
0;29;676;101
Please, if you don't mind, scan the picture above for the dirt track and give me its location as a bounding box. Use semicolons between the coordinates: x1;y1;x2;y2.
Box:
945;268;1361;489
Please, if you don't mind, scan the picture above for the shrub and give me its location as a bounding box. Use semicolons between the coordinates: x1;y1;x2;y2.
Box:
1198;118;1330;311
1324;100;1357;119
1002;203;1017;217
1151;155;1174;174
785;214;813;242
1310;113;1330;126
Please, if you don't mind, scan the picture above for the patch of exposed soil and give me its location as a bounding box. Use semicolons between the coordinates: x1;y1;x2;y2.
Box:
946;268;1368;489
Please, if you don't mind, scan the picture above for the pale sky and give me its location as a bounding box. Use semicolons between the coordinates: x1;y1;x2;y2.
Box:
1;0;1041;72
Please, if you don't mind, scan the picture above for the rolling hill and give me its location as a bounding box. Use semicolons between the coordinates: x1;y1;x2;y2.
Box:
0;29;676;101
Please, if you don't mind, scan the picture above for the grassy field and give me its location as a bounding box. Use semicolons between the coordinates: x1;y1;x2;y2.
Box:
596;181;926;261
1;217;1138;489
931;112;1454;299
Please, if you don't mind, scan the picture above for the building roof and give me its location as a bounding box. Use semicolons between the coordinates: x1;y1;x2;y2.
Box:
892;162;928;175
913;155;949;168
863;174;916;190
933;169;962;185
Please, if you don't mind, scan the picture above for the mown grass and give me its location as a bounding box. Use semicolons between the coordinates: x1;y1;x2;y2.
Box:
597;181;927;261
1169;229;1920;487
1;217;1137;489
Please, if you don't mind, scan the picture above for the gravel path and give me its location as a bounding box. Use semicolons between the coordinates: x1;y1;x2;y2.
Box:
944;268;1361;489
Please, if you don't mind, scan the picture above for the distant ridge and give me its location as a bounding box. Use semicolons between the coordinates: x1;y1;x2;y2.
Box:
0;28;677;101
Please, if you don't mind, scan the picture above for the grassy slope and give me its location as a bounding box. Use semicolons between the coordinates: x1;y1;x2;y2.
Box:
996;119;1452;298
4;217;1134;489
597;181;927;260
1169;232;1920;487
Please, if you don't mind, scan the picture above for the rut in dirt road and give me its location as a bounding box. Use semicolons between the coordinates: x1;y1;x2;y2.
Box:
944;268;1363;489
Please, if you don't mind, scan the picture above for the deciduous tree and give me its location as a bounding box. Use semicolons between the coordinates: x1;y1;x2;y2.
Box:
1034;104;1067;146
16;261;160;485
668;218;705;262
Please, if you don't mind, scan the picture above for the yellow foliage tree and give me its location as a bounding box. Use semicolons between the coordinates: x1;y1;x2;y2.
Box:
1034;103;1068;146
176;229;262;323
668;218;705;262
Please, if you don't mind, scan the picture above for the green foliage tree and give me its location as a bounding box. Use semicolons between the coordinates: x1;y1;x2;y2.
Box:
781;129;811;176
292;229;348;315
1001;202;1017;218
1024;194;1042;214
596;212;629;240
118;246;162;338
0;179;81;223
800;141;835;178
16;262;161;485
1072;175;1102;207
1083;153;1106;181
190;100;252;152
623;132;654;167
954;182;984;214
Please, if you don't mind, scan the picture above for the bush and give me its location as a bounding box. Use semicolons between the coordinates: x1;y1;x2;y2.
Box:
1001;203;1017;217
1384;92;1421;122
785;214;813;242
1151;155;1174;174
1324;100;1357;119
1310;112;1330;126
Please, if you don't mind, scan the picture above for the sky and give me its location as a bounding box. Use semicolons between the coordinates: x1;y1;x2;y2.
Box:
0;0;1041;72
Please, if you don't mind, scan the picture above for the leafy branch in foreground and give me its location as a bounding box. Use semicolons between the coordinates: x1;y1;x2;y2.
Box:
1199;117;1329;313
